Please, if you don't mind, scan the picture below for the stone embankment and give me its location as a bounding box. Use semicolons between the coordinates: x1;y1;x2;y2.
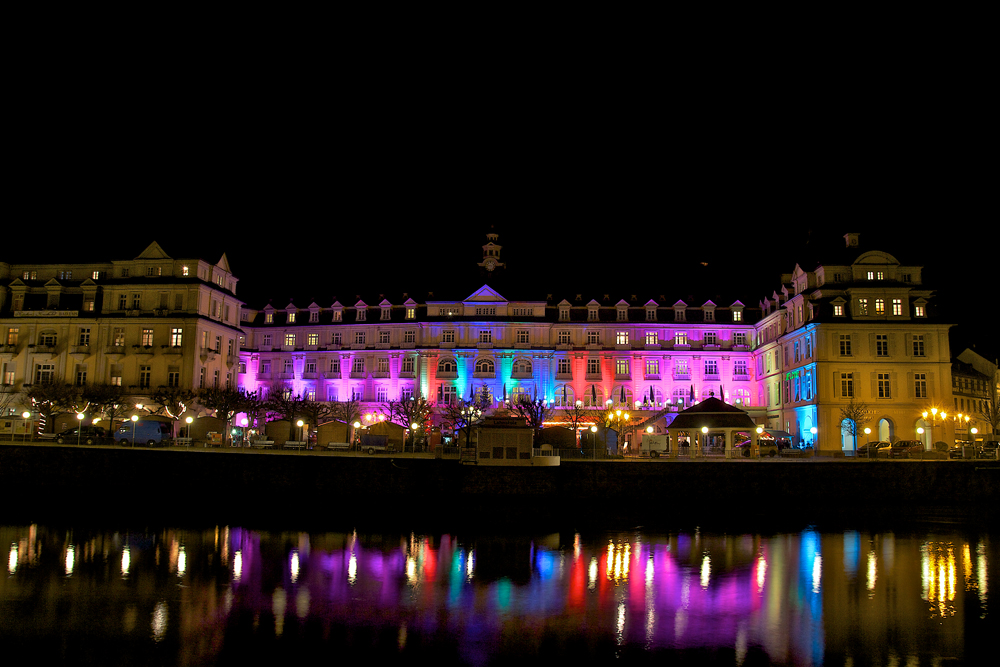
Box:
1;444;997;528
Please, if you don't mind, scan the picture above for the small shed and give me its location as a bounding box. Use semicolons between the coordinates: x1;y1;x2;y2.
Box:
666;397;759;458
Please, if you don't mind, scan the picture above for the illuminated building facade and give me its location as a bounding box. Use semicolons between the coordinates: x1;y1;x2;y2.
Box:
0;242;244;409
756;233;955;451
1;234;958;453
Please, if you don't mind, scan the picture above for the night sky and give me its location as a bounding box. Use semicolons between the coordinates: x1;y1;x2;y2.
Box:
5;39;995;360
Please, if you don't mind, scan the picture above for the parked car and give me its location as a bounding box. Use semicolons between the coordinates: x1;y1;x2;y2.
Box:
734;439;778;458
878;440;924;458
857;442;888;458
116;419;174;447
977;440;1000;459
55;426;108;445
948;444;967;459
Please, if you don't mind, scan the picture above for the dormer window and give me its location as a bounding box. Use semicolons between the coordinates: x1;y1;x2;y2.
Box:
287;312;296;324
265;313;274;323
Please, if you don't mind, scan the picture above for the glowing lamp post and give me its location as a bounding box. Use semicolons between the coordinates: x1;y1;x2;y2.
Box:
76;413;84;446
186;416;193;439
22;411;30;443
130;414;138;447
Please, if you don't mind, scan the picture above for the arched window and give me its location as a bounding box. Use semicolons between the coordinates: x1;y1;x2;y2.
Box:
584;385;604;407
475;358;495;375
512;358;532;376
555;385;576;407
438;358;456;374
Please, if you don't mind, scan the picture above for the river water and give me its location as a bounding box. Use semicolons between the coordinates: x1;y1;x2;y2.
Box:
0;519;994;665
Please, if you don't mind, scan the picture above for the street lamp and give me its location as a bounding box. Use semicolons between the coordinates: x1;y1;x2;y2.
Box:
76;413;84;445
130;414;138;446
591;425;598;459
186;416;194;441
22;411;31;443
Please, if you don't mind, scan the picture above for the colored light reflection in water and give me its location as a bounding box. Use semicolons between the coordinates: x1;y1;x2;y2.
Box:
0;524;994;665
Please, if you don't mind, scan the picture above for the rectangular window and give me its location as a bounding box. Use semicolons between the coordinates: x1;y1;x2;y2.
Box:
858;298;868;316
616;359;630;376
875;298;885;315
78;328;91;346
587;358;601;375
168;371;180;388
479;330;492;344
733;310;743;322
141;328;153;347
517;330;529;344
377;358;390;374
734;332;748;347
329;358;340;373
354;331;366;345
558;330;571;344
441;385;457;404
734;360;748;377
914;373;927;398
645;331;658;345
381;308;391;321
841;373;854;398
75;365;87;386
645;358;659;375
892;299;903;316
401;358;414;374
616;331;629;345
356;309;367;322
558;358;571;375
587;331;600;345
878;373;891;398
140;365;151;389
406;307;416;320
915;305;926;317
404;330;416;344
833;304;844;316
876;334;889;357
285;333;296;347
704;331;717;346
352;358;365;374
441;330;455;343
307;333;319;346
379;330;390;344
705;359;718;375
675;331;688;346
839;335;852;356
912;335;925;357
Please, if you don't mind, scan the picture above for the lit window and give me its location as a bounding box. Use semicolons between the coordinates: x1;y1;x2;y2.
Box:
645;358;659;375
142;329;153;346
285;333;296;347
645;331;658;346
307;333;319;346
833;304;844;316
616;331;629;346
892;299;903;315
616;359;630;376
675;331;688;346
171;328;183;347
288;313;296;323
858;298;868;315
875;299;885;315
475;358;495;374
915;305;926;317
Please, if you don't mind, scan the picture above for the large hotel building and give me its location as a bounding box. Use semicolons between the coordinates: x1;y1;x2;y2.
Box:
0;233;969;452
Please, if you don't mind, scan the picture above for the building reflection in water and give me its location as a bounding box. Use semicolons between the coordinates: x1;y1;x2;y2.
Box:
0;523;993;664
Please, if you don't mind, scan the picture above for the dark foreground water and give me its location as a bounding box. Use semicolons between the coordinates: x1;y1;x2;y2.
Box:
1;519;995;665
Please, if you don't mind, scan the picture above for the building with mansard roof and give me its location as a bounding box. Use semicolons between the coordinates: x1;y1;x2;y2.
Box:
1;242;243;425
2;233;962;453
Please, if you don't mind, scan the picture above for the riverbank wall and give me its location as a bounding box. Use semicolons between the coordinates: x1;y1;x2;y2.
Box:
2;445;997;529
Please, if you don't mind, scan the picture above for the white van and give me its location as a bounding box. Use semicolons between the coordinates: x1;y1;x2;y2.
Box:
116;419;174;447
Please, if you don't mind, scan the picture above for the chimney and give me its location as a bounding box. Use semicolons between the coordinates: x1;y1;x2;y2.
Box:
844;232;860;248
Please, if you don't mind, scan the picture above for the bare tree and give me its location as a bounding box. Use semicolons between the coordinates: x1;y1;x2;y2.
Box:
509;395;553;436
198;386;252;446
148;387;197;420
297;398;334;445
80;383;131;438
978;370;1000;437
557;399;593;450
386;395;434;450
839;397;874;443
329;398;364;448
439;398;486;448
0;380;22;419
25;379;79;434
